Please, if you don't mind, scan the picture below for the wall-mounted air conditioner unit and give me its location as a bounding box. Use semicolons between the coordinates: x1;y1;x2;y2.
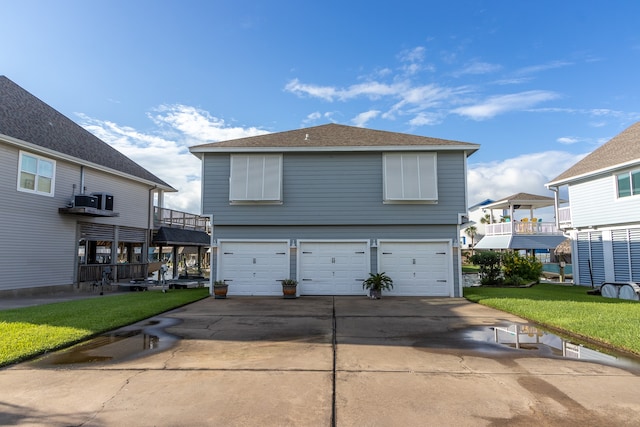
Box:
74;195;98;208
91;192;114;210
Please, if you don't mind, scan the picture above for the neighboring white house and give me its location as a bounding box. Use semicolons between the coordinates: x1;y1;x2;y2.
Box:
190;123;480;297
546;121;640;287
473;193;566;252
460;199;494;250
0;76;178;295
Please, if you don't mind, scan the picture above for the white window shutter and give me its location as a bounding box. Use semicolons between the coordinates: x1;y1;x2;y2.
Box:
230;154;282;202
384;152;437;202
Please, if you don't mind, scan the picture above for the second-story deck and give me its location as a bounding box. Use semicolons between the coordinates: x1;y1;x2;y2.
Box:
154;206;210;232
485;221;564;236
472;192;568;250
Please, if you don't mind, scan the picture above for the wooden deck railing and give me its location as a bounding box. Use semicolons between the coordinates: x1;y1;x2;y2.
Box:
78;263;147;283
154;206;210;232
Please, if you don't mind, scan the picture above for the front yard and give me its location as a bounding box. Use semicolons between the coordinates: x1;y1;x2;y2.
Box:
464;283;640;355
0;289;209;367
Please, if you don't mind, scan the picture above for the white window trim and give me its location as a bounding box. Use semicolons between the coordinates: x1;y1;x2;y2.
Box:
383;152;438;203
17;151;56;197
615;169;640;199
229;154;283;204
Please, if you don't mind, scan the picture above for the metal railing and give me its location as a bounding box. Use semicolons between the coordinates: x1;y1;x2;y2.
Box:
485;221;563;236
154;206;210;232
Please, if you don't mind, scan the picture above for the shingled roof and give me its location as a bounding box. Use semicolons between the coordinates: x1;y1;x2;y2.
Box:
0;76;174;190
482;192;558;210
190;123;480;153
548;121;640;186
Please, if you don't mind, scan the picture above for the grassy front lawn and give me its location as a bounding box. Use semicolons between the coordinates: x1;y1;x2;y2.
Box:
0;289;209;367
464;284;640;355
462;264;480;273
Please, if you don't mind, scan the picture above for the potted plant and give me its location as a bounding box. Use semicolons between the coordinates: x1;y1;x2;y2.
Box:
362;272;393;299
281;279;298;299
213;280;229;299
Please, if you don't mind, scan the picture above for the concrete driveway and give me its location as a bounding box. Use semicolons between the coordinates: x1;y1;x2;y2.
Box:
1;296;640;426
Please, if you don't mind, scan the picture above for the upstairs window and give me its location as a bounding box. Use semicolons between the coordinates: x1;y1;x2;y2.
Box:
383;152;437;202
616;170;640;198
229;154;282;203
18;151;55;196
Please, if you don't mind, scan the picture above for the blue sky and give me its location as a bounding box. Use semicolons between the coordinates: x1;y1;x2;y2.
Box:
3;1;640;213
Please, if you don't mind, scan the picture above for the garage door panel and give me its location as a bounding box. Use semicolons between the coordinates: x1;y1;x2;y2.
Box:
299;242;369;295
379;242;452;296
219;242;289;296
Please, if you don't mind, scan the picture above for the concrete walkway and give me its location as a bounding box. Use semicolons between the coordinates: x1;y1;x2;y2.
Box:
1;296;640;426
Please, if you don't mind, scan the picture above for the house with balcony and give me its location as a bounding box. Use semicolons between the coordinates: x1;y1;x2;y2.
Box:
473;192;567;253
0;76;209;296
546;121;640;287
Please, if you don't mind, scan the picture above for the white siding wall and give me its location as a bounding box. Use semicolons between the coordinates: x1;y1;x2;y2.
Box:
569;174;640;228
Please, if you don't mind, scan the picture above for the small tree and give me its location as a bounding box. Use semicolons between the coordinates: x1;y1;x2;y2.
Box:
469;251;502;285
465;226;478;254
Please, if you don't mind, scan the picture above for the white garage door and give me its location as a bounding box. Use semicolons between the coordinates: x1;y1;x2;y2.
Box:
218;241;290;296
378;241;452;296
298;241;370;295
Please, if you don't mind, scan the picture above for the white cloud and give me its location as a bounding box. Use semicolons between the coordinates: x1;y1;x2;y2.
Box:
77;107;269;214
285;78;404;102
398;46;426;63
454;61;502;77
452;90;559;120
467;151;587;206
557;136;581;144
284;79;338;101
408;111;444;126
351;110;380;127
149;104;269;142
516;60;573;75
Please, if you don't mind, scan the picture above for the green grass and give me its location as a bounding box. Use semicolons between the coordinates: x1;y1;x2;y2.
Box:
0;289;209;367
462;264;480;273
464;284;640;355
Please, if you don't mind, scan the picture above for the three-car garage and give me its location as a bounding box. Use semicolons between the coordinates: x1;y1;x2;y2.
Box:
216;239;454;297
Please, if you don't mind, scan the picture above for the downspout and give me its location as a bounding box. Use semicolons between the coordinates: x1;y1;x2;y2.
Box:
147;185;157;278
550;186;560;229
80;165;85;194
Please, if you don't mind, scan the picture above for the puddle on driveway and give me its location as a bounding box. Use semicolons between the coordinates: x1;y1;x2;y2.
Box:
30;317;181;367
466;323;640;372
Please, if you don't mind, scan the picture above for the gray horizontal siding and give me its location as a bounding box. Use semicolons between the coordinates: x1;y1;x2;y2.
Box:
202;151;467;226
1;142;156;291
0;146;78;290
212;224;459;241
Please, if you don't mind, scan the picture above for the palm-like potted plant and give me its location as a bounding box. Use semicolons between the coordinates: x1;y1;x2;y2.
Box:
213;280;228;299
281;279;298;299
362;272;393;299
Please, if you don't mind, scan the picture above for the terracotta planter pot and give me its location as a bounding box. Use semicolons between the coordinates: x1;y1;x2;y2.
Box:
213;284;228;299
282;284;297;299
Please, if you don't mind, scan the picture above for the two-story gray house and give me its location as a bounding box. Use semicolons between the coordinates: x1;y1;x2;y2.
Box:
0;76;176;295
190;124;479;297
546;121;640;287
